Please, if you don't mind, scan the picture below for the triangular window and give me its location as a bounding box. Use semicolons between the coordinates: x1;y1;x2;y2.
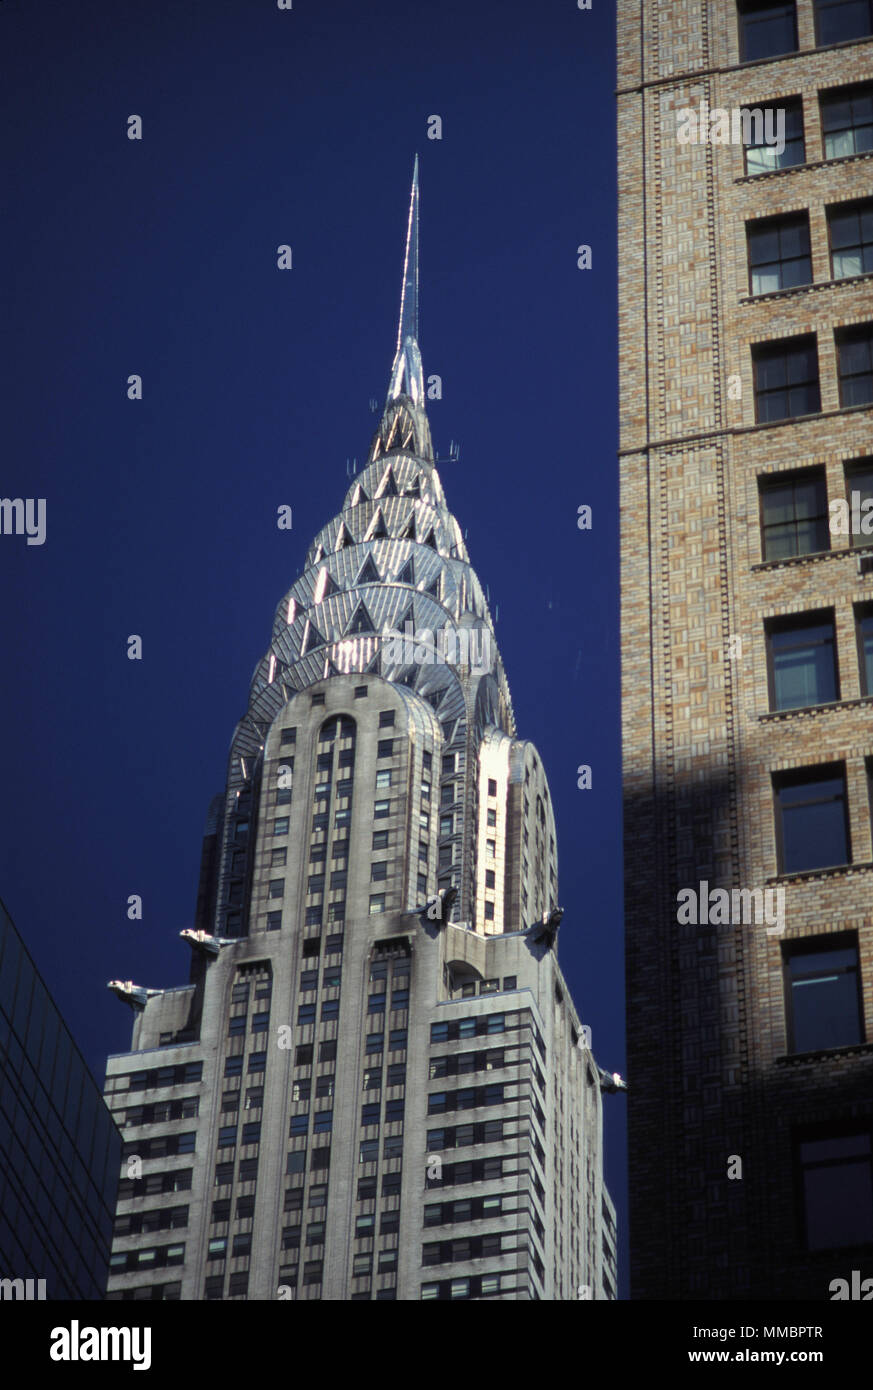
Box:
355;555;381;585
377;467;399;498
366;509;388;541
314;569;339;604
302;620;325;655
395;558;415;586
346;601;375;636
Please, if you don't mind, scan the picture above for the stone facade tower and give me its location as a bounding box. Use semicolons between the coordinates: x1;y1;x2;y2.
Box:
619;0;873;1298
103;163;618;1302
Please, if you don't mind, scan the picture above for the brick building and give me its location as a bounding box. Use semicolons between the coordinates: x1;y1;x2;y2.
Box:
619;0;873;1298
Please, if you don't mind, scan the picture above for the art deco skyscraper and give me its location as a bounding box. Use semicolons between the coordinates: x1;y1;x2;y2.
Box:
619;0;873;1298
103;163;618;1302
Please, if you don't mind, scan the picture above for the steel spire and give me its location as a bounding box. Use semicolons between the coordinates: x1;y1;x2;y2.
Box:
387;156;424;407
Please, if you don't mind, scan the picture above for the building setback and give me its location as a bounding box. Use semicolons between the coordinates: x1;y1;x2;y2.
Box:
104;163;618;1302
619;0;873;1298
0;896;121;1299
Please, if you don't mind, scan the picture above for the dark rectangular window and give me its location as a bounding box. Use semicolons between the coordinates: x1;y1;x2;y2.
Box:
765;611;838;710
758;468;828;559
843;457;873;534
814;0;873;44
377;739;394;758
753;335;820;421
738;0;797;60
747;213;811;293
773;764;850;873
821;82;873;158
372;829;389;850
744;98;804;173
836;324;873;407
796;1126;873;1250
828;199;873;279
783;935;863;1052
856;604;873;691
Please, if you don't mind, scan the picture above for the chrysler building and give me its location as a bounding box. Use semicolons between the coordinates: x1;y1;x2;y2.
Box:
103;161;618;1302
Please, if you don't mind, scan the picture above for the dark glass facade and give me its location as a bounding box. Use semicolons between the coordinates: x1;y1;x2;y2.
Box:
0;897;121;1298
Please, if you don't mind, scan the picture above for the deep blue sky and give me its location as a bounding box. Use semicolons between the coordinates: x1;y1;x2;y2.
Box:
1;0;624;1294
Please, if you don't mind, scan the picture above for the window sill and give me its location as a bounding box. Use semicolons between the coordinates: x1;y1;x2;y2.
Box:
752;542;873;572
767;860;873;886
737;147;873;185
740;270;873;307
774;1040;873;1066
759;694;873;722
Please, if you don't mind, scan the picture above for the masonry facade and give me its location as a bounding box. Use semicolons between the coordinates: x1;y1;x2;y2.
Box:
103;164;617;1302
619;0;873;1298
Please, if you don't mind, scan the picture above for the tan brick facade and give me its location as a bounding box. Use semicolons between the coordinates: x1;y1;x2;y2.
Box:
619;0;873;1298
